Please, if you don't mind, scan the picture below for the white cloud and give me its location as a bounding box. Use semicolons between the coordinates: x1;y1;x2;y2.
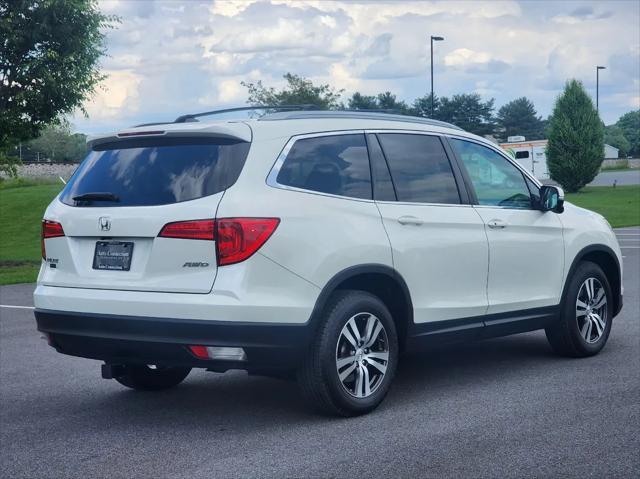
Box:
70;0;639;131
444;48;492;66
328;63;361;91
210;0;258;17
217;79;244;102
82;70;143;119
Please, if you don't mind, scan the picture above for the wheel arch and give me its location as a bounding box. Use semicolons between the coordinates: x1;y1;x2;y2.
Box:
308;264;414;347
563;244;622;316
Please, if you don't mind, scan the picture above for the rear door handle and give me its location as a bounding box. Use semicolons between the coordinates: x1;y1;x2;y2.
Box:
487;219;508;229
397;216;424;226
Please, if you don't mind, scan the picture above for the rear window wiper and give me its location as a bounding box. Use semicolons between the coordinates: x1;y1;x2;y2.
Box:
72;192;120;202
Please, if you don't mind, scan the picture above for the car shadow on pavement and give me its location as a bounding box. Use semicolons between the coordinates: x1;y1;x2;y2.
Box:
21;330;567;432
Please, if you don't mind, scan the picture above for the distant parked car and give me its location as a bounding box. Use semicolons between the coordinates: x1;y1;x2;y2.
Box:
35;108;623;416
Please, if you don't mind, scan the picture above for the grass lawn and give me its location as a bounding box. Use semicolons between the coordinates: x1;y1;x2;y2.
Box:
1;182;62;285
0;182;638;286
565;185;640;228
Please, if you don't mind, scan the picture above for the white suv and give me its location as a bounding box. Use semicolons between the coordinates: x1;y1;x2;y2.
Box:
35;108;623;416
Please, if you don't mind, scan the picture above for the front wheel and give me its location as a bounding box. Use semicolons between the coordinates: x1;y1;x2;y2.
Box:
546;261;613;357
115;364;191;391
298;290;399;416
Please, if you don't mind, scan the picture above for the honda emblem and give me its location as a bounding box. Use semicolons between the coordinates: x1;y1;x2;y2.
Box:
99;216;111;232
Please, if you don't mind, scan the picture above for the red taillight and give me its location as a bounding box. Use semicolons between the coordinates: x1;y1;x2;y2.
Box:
157;217;279;266
41;220;65;259
216;218;280;266
158;219;215;240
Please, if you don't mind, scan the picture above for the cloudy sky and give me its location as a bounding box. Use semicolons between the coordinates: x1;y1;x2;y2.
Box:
73;0;640;134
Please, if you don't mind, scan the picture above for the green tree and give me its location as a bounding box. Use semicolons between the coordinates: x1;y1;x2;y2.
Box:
604;125;630;158
0;0;116;176
496;97;545;141
242;73;343;110
547;80;604;192
22;123;87;162
347;92;379;110
410;93;439;118
375;91;409;113
435;93;496;136
615;110;640;156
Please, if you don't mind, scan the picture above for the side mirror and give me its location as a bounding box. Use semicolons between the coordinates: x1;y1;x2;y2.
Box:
539;185;564;213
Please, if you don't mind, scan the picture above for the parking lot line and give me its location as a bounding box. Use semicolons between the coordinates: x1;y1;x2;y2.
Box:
0;305;35;310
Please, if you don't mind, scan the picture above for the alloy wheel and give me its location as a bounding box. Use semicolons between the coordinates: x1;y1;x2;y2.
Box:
335;312;389;398
576;277;608;344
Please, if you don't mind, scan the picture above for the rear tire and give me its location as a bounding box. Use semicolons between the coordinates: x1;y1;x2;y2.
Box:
546;261;613;357
115;365;191;391
298;290;398;417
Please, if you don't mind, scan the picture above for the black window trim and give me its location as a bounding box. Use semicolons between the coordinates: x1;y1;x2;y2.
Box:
365;133;397;201
443;134;543;210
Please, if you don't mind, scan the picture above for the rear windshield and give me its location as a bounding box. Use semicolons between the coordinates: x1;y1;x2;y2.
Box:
59;137;250;207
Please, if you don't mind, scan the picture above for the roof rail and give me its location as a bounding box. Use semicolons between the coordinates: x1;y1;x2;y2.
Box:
259;110;464;131
173;104;321;123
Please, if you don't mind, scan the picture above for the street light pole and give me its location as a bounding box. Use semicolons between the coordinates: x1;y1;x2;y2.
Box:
430;35;444;117
596;65;606;115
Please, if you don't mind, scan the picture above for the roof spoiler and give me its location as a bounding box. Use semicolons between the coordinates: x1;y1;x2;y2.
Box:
87;123;252;149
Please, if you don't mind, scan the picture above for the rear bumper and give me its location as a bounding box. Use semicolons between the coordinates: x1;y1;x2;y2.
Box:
35;309;310;373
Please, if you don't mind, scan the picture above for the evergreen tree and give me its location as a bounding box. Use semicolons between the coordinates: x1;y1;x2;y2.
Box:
547;80;604;192
435;94;496;136
347;92;379;110
410;93;438;118
375;91;409;113
496;97;544;141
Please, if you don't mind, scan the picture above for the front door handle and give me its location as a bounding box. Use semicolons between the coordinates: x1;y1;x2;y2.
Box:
487;219;508;229
397;216;424;226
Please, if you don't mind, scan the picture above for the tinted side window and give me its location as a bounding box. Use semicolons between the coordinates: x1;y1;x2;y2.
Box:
450;139;532;209
366;134;396;201
377;134;460;204
276;134;372;199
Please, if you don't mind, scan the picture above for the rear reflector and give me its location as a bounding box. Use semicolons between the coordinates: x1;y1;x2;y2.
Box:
158;219;215;240
188;345;247;361
41;220;65;259
216;218;280;266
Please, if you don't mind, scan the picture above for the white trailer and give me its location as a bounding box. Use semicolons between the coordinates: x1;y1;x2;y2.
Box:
499;138;550;180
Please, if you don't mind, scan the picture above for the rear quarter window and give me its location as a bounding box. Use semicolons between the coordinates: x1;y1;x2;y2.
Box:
275;134;372;200
59;137;250;207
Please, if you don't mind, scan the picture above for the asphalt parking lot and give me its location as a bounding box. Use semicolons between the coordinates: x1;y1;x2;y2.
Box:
1;228;638;479
590;169;640;186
